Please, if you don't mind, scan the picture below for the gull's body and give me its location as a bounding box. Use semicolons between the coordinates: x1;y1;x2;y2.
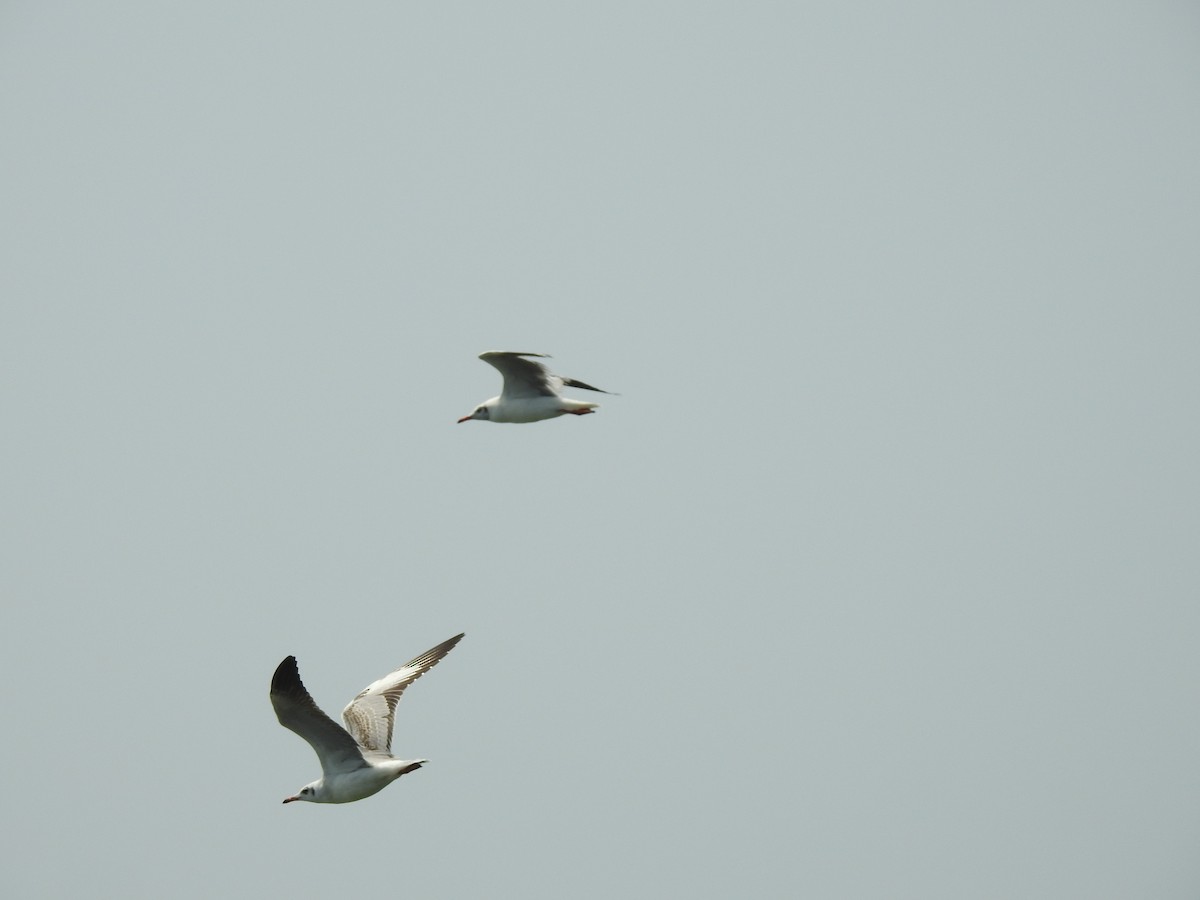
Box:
270;633;464;804
458;351;613;424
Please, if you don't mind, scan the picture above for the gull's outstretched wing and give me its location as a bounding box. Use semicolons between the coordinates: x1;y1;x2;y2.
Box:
271;656;367;777
480;352;612;400
479;352;558;400
341;633;465;755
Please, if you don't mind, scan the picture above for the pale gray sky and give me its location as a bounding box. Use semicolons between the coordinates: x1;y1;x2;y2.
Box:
3;2;1199;898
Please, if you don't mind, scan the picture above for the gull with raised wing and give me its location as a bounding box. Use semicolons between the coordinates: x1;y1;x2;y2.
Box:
270;633;464;804
457;351;614;423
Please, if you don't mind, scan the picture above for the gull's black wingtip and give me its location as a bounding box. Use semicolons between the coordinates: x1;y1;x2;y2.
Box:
561;377;615;395
270;655;304;696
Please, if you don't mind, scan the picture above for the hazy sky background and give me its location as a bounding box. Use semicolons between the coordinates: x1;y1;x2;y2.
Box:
3;2;1199;897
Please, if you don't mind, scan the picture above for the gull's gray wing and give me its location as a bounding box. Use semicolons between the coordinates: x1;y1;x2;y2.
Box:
341;633;465;755
479;352;558;400
271;656;367;776
479;352;612;399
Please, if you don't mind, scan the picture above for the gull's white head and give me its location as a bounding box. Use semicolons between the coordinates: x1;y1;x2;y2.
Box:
456;398;496;424
282;782;322;804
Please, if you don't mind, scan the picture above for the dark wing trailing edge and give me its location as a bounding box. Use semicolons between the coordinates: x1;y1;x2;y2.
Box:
270;656;366;775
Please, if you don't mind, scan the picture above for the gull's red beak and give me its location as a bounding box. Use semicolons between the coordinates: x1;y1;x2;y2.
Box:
456;415;472;424
282;796;298;804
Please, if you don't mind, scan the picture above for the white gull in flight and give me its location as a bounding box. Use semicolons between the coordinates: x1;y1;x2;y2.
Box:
457;351;613;424
270;633;464;804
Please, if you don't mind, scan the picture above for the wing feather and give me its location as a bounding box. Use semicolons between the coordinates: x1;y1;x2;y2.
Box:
270;656;366;776
478;352;612;400
559;376;613;394
479;352;558;400
341;633;465;754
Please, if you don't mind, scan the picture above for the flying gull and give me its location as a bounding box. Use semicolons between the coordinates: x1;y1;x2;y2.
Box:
457;351;613;423
270;633;464;804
